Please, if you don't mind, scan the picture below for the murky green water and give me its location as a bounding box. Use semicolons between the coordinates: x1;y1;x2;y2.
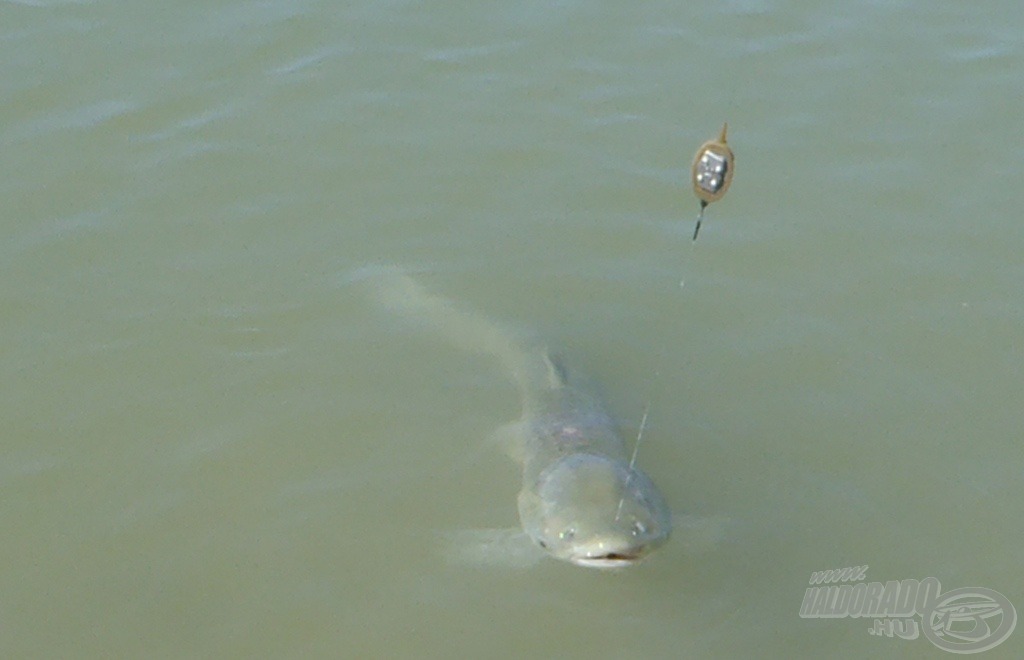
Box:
3;0;1022;657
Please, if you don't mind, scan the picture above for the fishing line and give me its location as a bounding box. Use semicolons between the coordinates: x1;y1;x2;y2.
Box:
615;401;651;522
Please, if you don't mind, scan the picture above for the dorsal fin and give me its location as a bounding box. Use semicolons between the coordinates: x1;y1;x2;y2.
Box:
543;352;569;389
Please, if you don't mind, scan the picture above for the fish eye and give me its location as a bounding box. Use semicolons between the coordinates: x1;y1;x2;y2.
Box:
559;528;576;541
631;521;647;537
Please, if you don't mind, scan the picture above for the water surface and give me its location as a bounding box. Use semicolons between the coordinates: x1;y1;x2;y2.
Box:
2;0;1022;656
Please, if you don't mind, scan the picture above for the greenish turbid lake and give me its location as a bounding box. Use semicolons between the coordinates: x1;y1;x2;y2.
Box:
2;0;1022;657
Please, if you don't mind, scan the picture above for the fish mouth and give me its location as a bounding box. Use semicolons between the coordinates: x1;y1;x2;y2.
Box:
570;551;642;569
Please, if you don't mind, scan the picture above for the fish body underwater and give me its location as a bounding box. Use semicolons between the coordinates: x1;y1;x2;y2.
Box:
375;273;672;569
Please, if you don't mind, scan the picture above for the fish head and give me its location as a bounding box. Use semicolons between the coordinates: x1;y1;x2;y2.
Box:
518;453;672;568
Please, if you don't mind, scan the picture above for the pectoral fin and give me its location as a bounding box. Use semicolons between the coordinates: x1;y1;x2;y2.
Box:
440;528;545;569
672;513;735;555
486;420;529;463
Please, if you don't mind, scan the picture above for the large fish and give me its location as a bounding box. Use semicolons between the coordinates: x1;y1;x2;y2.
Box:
375;273;672;568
